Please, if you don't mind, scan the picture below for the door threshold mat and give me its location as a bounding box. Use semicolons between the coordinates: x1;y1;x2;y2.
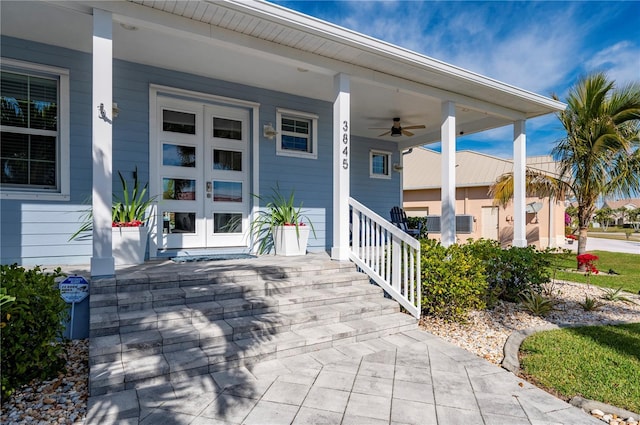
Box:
171;254;256;263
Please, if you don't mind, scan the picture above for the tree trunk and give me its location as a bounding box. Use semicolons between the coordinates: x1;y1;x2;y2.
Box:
576;226;589;271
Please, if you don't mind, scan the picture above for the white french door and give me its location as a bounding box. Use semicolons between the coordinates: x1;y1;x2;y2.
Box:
154;97;250;250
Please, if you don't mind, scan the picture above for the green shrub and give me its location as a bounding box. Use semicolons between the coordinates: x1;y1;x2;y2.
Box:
420;239;487;322
462;239;552;303
1;264;68;399
519;290;558;316
578;295;604;311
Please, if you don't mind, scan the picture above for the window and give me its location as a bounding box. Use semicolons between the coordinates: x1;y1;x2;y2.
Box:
1;59;69;200
370;150;391;179
276;108;318;159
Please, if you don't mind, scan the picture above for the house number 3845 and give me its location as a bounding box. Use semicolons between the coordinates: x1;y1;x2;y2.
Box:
341;120;349;169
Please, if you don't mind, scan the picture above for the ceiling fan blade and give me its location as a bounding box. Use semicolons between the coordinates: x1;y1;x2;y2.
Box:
378;131;391;137
402;129;415;137
369;127;390;130
403;125;426;130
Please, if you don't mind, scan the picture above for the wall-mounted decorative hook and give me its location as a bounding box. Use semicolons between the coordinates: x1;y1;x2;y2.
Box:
97;103;113;124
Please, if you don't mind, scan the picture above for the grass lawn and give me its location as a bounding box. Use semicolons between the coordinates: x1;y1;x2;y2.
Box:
520;323;640;413
551;250;640;294
588;233;640;242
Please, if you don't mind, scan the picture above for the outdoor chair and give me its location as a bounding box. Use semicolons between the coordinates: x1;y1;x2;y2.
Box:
390;206;423;238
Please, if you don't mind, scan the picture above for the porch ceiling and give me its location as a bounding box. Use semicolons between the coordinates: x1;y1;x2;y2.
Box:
1;0;565;146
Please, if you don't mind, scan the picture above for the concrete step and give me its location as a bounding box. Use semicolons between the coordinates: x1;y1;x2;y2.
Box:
90;259;358;296
89;311;417;395
89;270;370;310
89;280;385;337
89;296;402;365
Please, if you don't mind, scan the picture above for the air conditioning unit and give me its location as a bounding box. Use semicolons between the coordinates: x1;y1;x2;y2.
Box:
424;215;475;234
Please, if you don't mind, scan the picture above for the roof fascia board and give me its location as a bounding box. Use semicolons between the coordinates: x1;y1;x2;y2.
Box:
222;0;566;112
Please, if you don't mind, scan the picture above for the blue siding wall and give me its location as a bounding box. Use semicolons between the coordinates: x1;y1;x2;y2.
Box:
1;37;94;265
350;136;402;220
1;36;401;265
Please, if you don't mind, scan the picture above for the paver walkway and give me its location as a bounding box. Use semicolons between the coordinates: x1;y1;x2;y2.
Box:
87;328;600;425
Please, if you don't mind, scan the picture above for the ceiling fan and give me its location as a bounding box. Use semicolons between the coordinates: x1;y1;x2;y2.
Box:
370;117;426;137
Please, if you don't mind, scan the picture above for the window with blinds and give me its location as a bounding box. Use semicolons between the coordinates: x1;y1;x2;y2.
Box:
1;69;59;190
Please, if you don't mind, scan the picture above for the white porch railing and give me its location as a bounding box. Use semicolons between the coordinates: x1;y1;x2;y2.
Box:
349;198;421;318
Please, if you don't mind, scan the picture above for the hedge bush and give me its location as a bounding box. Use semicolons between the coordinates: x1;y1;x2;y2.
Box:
462;239;552;303
1;264;68;399
420;239;487;322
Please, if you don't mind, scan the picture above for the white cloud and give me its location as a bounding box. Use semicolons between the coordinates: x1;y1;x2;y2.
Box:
586;41;640;86
327;1;585;95
273;0;633;157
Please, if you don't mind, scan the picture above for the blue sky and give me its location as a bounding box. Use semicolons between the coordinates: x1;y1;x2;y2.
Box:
270;1;640;158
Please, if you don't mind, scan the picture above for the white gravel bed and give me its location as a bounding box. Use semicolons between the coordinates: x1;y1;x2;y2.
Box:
419;280;640;365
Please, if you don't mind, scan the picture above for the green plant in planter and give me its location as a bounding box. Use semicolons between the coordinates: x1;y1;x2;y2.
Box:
250;184;316;254
70;167;155;240
111;168;155;227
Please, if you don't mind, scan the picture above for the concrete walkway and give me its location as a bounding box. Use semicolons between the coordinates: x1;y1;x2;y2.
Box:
87;328;600;425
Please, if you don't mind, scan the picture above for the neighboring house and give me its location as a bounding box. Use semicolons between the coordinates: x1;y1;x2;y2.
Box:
403;148;566;248
0;0;564;276
602;199;640;226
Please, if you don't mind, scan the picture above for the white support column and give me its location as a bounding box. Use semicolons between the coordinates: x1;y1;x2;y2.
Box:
441;101;456;247
91;9;115;277
331;73;350;260
513;120;527;247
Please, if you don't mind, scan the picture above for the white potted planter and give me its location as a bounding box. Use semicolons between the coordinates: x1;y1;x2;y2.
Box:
273;225;310;256
250;185;316;256
112;226;148;265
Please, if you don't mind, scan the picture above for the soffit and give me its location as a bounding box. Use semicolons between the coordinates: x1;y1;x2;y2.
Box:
131;0;563;117
1;0;564;143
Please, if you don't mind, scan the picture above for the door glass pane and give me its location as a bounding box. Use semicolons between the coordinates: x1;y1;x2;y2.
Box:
163;212;196;234
213;181;242;202
163;143;196;167
163;110;196;134
213;149;242;171
213;117;241;140
163;178;196;200
214;213;242;233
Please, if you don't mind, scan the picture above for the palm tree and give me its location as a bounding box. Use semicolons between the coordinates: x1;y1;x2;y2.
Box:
491;72;640;265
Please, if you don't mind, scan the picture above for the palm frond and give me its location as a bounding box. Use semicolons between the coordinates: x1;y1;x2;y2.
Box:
489;169;568;207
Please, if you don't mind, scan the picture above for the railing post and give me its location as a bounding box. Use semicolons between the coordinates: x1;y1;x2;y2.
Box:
392;237;401;292
352;207;360;257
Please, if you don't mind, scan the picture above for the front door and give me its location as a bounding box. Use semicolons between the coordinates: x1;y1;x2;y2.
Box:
155;97;250;250
481;206;499;240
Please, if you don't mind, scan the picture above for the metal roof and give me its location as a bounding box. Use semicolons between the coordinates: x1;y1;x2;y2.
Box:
403;147;559;190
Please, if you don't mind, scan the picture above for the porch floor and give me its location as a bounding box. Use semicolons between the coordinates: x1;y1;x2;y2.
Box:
77;253;599;425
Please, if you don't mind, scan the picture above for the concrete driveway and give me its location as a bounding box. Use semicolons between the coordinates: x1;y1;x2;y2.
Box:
563;235;640;254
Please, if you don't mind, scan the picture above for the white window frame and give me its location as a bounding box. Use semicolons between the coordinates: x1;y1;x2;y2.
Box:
370;150;391;179
0;58;70;201
275;108;318;159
